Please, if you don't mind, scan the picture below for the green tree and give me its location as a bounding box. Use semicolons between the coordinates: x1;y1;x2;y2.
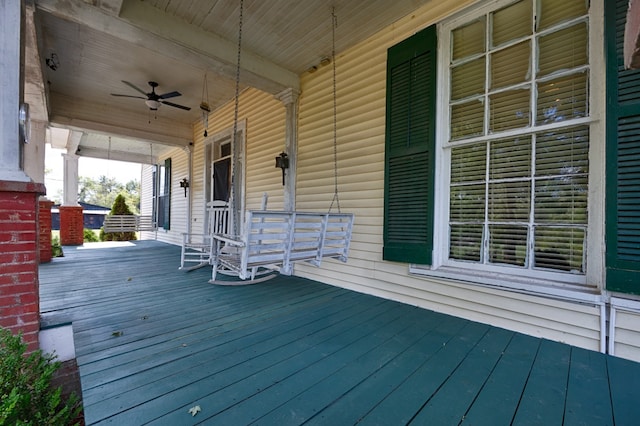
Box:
78;175;140;214
101;194;137;242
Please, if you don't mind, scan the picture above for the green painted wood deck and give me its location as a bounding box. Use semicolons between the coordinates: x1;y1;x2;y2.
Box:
39;240;640;425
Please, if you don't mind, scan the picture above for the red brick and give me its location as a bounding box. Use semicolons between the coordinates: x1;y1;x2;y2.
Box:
19;292;38;306
0;210;36;221
0;283;37;296
0;262;37;274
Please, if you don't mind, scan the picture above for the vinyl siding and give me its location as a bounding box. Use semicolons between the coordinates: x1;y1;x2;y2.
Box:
612;310;640;362
293;0;604;352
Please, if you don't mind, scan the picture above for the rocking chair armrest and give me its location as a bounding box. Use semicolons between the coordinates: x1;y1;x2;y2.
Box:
211;233;245;247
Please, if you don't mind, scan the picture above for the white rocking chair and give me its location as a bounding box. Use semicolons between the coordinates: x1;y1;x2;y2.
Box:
179;201;229;271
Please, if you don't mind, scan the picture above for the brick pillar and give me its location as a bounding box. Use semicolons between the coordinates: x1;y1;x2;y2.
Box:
59;206;84;246
38;199;54;263
0;181;46;353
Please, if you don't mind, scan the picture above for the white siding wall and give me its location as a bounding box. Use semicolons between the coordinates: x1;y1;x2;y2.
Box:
292;0;604;352
190;88;287;228
139;148;190;245
613;311;640;362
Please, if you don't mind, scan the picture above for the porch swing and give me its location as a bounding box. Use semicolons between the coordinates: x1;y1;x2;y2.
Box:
102;137;155;234
208;2;354;285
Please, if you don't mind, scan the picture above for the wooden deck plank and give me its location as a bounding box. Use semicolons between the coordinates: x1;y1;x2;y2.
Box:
292;316;465;425
80;290;383;413
81;290;366;407
37;241;640;425
356;321;491;425
97;301;409;424
410;327;514;425
461;333;541;425
232;307;445;426
607;355;640;424
564;348;613;425
292;314;469;426
512;339;571;425
77;283;344;369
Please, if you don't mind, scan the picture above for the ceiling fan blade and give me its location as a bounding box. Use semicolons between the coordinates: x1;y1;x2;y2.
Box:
121;80;148;95
159;91;181;99
111;94;146;99
161;100;191;111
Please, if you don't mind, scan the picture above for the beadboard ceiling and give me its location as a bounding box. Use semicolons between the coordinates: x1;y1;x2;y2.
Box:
30;0;436;161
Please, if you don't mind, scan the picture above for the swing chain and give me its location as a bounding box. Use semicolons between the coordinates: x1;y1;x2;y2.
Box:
329;7;341;214
230;0;244;236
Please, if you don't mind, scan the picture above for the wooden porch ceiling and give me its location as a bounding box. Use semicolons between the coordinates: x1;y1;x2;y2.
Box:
39;241;640;425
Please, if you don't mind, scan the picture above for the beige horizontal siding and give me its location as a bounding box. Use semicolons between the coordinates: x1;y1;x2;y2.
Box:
612;310;640;362
294;0;604;354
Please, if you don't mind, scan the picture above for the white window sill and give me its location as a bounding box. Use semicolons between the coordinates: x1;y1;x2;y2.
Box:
409;264;603;305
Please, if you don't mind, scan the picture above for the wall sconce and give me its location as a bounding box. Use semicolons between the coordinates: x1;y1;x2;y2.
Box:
275;152;289;186
46;53;60;71
179;178;190;197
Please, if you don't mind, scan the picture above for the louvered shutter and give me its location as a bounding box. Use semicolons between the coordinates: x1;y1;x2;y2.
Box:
383;25;437;264
606;0;640;293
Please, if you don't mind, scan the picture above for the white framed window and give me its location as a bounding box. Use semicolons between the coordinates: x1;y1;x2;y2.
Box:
428;0;602;288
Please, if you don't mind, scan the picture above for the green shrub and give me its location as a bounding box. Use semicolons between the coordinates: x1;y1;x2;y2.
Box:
102;195;137;242
83;229;99;243
51;235;64;258
0;328;81;425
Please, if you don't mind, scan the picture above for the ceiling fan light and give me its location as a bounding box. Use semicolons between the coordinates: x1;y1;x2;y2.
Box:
145;99;161;110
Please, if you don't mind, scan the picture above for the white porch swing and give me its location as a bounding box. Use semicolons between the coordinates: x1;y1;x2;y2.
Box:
207;2;354;285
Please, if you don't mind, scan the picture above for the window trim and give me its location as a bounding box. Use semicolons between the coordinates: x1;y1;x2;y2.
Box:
421;0;606;291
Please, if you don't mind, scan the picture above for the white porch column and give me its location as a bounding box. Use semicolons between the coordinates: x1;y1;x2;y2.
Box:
275;88;300;211
62;153;80;206
24;120;47;184
0;0;29;182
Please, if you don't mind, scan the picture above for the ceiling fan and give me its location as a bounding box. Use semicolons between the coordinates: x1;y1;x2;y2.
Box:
111;81;191;111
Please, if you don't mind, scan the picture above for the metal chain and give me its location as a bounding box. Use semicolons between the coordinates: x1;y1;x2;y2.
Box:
231;0;243;236
329;7;341;214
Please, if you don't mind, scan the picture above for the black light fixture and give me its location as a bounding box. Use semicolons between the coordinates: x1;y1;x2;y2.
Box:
46;53;59;71
179;178;190;197
275;152;289;186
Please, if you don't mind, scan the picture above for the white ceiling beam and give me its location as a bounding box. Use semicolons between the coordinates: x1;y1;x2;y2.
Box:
51;114;191;148
76;146;157;165
49;93;192;147
36;0;299;94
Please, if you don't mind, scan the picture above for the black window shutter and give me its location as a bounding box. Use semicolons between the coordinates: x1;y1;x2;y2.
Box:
163;158;171;230
606;0;640;293
383;25;437;264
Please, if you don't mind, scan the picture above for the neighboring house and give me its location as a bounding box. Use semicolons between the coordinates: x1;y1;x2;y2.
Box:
140;0;640;362
51;202;110;230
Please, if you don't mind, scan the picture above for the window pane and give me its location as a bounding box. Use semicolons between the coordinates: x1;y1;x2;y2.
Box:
491;41;531;90
490;87;530;132
535;227;585;272
538;23;588;77
450;184;485;222
490;136;531;180
450;224;483;261
489;181;531;221
452;57;485;100
538;0;588;31
537;72;588;125
451;143;486;183
492;0;532;47
452;18;486;61
489;225;528;266
536;127;589;177
451;99;484;139
535;176;588;224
